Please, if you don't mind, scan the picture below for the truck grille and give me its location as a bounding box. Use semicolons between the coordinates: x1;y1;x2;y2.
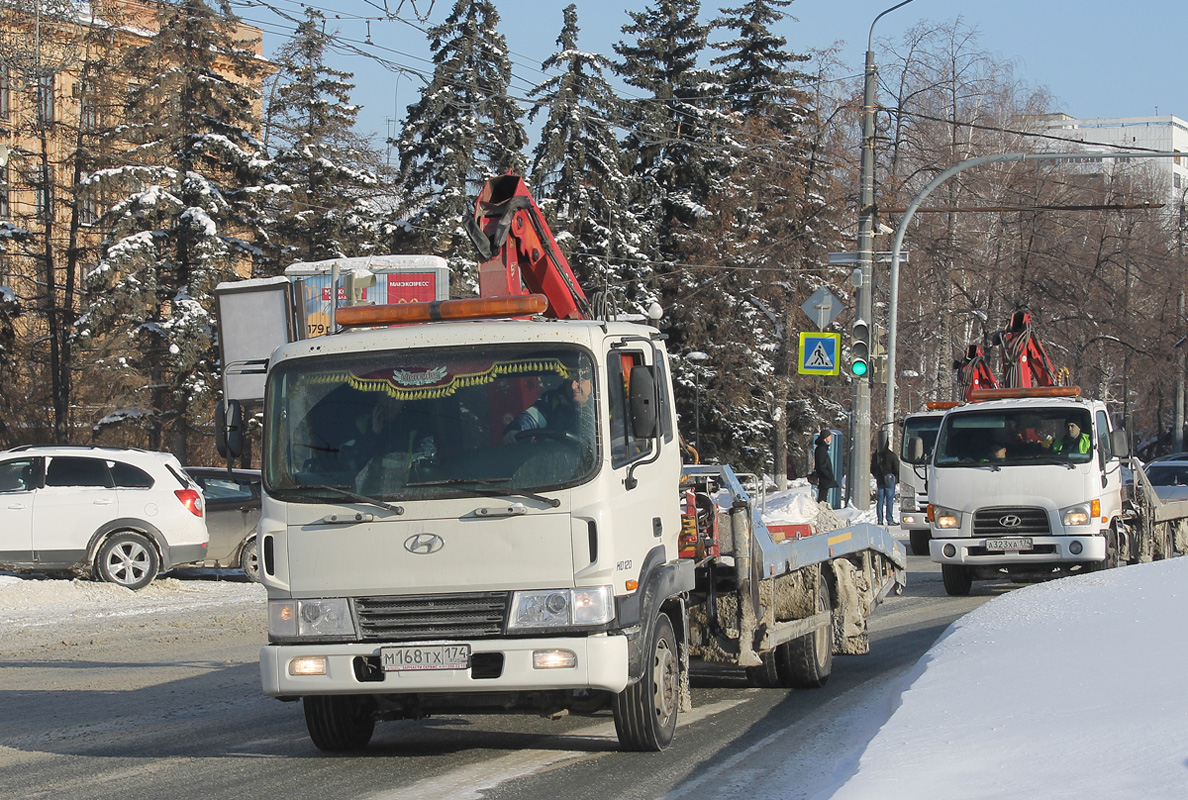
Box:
354;592;509;641
973;506;1050;536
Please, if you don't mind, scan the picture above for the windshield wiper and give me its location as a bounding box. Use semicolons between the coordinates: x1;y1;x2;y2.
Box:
297;484;404;515
407;477;562;508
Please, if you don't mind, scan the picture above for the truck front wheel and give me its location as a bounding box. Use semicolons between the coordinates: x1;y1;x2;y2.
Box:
613;613;679;751
941;563;972;596
304;695;376;752
909;529;931;556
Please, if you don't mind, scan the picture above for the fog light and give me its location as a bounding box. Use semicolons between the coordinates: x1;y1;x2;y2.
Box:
533;649;577;669
288;656;327;676
943;543;956;558
1069;540;1084;555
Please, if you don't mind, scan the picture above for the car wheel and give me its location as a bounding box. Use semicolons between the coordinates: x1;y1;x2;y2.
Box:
304;695;376;752
96;532;160;591
239;536;261;582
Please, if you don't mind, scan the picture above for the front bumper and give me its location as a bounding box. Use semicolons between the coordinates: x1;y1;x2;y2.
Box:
261;634;630;697
929;533;1106;565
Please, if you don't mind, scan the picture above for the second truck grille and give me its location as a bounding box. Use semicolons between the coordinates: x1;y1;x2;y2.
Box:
354;592;509;641
972;506;1051;536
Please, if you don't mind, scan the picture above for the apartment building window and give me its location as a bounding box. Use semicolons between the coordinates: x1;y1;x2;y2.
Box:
0;65;9;120
79;172;100;225
0;163;8;219
36;73;55;125
34;164;53;220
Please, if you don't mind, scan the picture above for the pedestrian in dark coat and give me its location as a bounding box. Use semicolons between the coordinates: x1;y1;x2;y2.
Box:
870;433;901;526
814;430;838;503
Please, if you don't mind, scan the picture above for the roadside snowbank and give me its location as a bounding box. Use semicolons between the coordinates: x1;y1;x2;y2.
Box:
820;556;1188;799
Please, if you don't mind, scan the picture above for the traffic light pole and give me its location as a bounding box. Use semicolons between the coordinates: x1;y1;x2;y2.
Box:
849;0;915;511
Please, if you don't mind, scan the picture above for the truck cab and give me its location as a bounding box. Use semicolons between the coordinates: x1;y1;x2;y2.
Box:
898;408;946;555
256;311;694;751
922;393;1126;595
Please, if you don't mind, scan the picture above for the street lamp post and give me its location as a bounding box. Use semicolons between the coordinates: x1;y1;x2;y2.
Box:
851;0;916;510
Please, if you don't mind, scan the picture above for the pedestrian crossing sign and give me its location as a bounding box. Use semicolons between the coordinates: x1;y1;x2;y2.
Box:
798;332;841;375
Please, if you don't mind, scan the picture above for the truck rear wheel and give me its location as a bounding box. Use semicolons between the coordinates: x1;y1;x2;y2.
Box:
941;564;972;596
909;529;931;556
778;572;834;688
613;612;679;751
304;695;375;752
746;652;782;688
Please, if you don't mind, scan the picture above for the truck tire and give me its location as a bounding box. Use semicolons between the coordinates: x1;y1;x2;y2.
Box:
96;532;160;591
746;652;782;688
777;572;834;689
304;695;376;752
909;529;930;556
613;612;679;751
941;563;972;596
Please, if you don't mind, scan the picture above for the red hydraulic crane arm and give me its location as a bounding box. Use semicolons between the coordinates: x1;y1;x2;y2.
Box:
997;310;1061;388
955;344;1001;401
466;172;591;320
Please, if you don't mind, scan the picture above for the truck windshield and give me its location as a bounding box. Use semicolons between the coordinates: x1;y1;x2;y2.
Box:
901;415;942;464
934;407;1094;466
264;344;599;502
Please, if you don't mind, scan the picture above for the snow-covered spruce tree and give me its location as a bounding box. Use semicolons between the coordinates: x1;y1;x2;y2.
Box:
711;0;813;127
80;0;267;460
677;0;844;481
613;0;732;268
262;7;384;267
527;4;649;313
391;0;527;296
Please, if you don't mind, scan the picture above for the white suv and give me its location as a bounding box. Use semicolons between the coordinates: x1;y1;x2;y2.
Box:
0;446;209;590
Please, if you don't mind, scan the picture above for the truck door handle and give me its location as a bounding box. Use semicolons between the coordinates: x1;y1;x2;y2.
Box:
93;498;114;505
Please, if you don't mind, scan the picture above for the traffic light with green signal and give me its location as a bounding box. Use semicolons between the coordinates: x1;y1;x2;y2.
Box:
850;318;870;377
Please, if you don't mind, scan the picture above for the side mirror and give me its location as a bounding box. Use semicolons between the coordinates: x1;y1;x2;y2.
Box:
629;365;658;439
215;399;243;460
907;436;925;464
1110;429;1130;459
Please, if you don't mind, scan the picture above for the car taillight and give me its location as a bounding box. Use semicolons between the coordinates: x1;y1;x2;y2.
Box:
175;489;203;517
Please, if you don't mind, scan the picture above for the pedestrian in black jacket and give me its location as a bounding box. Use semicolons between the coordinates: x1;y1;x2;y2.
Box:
814;430;838;503
870;432;900;526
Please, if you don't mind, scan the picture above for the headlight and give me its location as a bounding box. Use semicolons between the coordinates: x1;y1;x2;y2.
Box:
269;598;355;639
1061;504;1092;527
930;505;961;529
508;587;614;631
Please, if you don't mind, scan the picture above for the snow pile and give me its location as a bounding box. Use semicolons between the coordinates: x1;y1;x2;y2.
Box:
0;573;264;635
824;557;1188;799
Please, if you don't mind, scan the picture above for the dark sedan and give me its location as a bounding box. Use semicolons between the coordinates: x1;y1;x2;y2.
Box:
183;467;262;580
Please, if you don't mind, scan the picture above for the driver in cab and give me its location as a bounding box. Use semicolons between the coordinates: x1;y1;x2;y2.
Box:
504;364;594;443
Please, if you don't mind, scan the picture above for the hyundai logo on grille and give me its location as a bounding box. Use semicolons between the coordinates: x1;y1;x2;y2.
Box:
998;514;1023;528
404;534;445;555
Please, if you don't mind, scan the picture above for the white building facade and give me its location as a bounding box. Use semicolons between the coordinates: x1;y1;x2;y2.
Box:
1032;114;1188;202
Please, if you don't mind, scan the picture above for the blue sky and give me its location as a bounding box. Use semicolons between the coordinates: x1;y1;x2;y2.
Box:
235;0;1181;149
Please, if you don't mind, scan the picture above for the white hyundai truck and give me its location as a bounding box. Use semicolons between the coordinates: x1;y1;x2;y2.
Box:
230;174;906;753
921;388;1186;595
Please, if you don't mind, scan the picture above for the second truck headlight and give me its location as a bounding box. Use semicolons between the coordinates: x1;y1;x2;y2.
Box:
930;504;961;529
1061;503;1092;527
508;587;614;630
